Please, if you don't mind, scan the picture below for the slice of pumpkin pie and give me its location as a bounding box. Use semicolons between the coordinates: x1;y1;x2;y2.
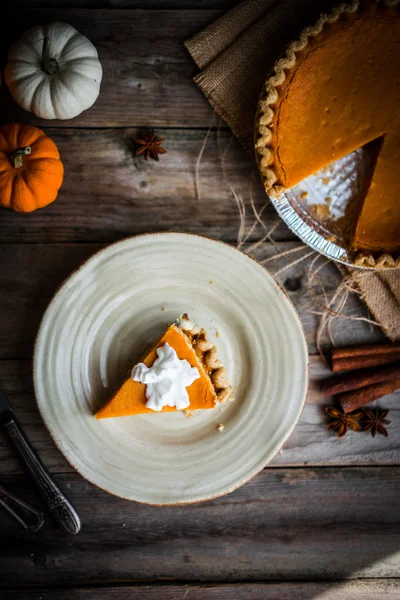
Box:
95;315;233;419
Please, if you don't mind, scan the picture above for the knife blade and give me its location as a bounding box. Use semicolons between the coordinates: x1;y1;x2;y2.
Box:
0;391;81;535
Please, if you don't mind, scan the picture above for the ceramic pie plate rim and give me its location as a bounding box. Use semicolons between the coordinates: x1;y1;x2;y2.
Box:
33;232;309;505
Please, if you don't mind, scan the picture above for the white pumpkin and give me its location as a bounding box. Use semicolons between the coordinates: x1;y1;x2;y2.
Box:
5;21;103;120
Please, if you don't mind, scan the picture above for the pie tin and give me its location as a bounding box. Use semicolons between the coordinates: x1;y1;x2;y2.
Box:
267;148;399;271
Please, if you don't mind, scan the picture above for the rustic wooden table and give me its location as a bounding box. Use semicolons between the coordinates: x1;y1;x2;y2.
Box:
0;1;399;598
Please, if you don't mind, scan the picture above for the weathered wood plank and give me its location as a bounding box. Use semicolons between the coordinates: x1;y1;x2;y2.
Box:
0;468;399;585
0;241;384;360
0;9;219;128
2;580;400;600
0;128;291;244
3;0;237;6
276;357;400;467
1;354;398;476
0;360;71;475
0;244;101;359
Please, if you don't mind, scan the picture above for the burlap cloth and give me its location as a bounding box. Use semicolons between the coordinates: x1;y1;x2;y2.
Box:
185;0;400;341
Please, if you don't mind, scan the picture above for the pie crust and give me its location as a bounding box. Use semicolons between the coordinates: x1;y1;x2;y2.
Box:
255;0;400;268
178;315;233;404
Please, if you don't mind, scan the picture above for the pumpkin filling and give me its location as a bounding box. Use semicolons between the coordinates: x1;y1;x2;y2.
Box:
95;315;233;419
256;1;400;263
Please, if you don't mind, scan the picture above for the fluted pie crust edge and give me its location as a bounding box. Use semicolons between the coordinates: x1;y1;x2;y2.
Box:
255;0;400;269
177;315;233;404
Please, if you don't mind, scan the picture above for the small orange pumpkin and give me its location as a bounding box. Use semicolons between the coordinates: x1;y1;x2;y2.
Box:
0;123;64;212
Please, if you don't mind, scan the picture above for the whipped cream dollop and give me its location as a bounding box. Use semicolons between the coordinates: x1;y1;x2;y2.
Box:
131;343;200;412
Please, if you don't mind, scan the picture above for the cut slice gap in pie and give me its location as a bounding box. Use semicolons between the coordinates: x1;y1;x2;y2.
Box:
293;137;384;243
348;135;385;246
255;0;400;268
95;315;233;419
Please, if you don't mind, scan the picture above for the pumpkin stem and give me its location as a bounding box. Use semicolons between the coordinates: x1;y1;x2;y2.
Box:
10;146;32;169
42;37;59;76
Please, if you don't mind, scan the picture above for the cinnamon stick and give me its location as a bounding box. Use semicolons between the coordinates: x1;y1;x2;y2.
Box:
339;377;400;413
321;363;400;397
333;343;400;358
332;344;400;372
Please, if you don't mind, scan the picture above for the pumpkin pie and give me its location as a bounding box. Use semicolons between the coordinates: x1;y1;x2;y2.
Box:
255;0;400;268
95;315;233;419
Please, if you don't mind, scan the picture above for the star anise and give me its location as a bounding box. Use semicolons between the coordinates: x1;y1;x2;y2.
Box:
361;408;391;437
325;406;363;438
135;129;166;161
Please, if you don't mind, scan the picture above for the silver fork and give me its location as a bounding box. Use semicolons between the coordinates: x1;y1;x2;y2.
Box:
0;483;44;531
0;391;81;535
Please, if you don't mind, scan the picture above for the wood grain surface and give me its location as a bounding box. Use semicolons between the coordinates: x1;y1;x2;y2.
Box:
1;468;400;586
0;241;391;476
0;241;384;360
0;9;218;128
0;128;291;244
2;581;400;600
1;355;399;476
0;2;398;596
6;0;238;7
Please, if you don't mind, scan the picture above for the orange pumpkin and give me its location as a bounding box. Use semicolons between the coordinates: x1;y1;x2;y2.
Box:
0;123;64;212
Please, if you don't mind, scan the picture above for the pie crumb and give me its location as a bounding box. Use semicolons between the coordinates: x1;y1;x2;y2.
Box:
184;410;195;418
217;424;225;432
300;191;308;200
209;280;214;285
161;307;166;311
310;203;330;220
216;331;221;338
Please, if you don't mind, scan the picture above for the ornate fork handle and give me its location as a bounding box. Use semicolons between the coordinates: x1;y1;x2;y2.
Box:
5;418;81;535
